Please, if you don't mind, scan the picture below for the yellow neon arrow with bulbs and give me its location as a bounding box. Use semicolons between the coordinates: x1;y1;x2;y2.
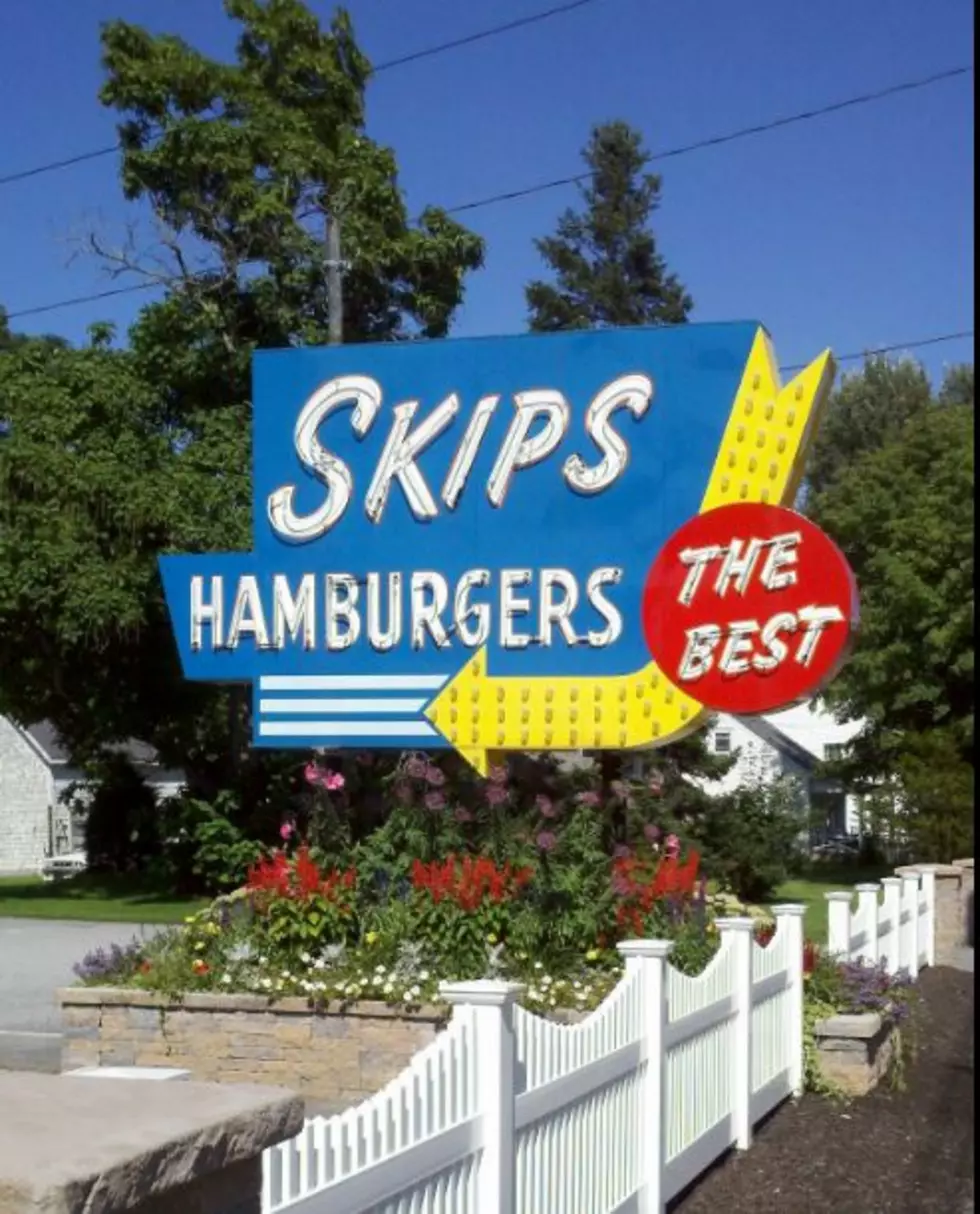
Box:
425;328;836;776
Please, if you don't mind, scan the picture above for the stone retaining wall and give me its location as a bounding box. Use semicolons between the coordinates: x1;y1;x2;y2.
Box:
812;1011;898;1096
59;989;449;1114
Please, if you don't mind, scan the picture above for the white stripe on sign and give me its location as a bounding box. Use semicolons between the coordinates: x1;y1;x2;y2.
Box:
259;697;429;715
259;675;448;692
258;720;439;738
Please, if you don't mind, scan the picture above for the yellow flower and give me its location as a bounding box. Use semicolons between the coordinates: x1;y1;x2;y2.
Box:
206;922;221;936
184;915;196;924
195;940;206;951
585;948;600;962
706;922;718;935
365;931;379;946
486;933;498;945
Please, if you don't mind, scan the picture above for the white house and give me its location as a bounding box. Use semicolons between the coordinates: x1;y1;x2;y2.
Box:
0;716;185;875
701;700;866;838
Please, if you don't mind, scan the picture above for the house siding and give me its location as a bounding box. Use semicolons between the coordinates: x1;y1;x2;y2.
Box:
0;716;55;873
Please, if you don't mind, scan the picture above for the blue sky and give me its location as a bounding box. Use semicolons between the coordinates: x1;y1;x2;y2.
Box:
0;0;973;382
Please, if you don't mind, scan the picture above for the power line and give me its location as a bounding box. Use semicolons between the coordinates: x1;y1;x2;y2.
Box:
783;330;975;372
0;0;611;188
442;64;973;214
4;66;973;323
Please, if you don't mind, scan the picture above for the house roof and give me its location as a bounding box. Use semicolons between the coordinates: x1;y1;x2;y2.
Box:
23;721;160;767
737;715;819;772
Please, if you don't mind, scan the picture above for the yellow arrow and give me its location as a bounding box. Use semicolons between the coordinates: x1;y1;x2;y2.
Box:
426;328;836;776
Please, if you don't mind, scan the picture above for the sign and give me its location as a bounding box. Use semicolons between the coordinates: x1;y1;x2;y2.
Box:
642;502;859;715
160;323;844;774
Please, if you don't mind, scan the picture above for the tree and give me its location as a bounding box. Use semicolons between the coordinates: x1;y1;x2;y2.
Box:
805;357;933;498
526;121;692;331
0;2;485;873
522;120;727;812
811;365;974;859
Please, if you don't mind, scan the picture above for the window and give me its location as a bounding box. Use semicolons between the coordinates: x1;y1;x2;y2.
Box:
824;743;846;762
714;731;732;755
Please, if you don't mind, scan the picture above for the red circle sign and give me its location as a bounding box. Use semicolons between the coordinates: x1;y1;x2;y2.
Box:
641;503;859;715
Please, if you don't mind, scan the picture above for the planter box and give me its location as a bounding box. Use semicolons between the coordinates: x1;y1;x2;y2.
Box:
58;988;450;1115
812;1011;899;1096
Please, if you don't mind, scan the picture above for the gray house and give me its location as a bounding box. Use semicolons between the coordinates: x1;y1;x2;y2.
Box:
0;716;185;875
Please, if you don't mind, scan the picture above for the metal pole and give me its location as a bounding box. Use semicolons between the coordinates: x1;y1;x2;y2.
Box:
326;210;343;346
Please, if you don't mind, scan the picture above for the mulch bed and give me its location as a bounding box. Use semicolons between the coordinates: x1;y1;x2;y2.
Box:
672;966;974;1214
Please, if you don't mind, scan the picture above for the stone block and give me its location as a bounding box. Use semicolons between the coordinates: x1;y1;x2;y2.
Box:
0;1072;301;1214
813;1011;897;1096
311;1015;350;1039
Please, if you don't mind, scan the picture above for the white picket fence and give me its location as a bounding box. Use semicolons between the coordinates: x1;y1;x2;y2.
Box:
260;870;936;1214
824;868;935;976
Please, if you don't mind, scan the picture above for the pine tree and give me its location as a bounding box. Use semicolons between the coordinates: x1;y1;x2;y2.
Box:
526;121;692;331
524;122;728;843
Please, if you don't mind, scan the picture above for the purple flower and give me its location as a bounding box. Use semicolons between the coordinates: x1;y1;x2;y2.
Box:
454;806;473;823
576;790;601;808
611;871;632;896
73;940;143;983
643;823;661;844
613;843;633;859
488;764;508;785
536;831;558;853
536;794;559;819
424;791;446;812
425;765;446;787
485;784;509;806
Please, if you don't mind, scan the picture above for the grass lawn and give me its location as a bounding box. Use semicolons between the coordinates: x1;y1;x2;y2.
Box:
772;863;892;942
0;873;208;923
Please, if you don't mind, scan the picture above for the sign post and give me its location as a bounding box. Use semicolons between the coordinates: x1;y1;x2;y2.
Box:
160;322;854;774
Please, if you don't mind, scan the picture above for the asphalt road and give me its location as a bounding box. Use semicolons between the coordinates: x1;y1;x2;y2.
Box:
0;919;159;1072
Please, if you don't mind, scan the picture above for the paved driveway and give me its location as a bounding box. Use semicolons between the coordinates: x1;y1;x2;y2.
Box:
0;919;160;1072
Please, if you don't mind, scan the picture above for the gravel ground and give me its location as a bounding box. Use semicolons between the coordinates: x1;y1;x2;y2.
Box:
673;966;974;1214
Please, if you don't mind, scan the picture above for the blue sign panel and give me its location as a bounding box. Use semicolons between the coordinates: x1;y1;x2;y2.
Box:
160;321;763;752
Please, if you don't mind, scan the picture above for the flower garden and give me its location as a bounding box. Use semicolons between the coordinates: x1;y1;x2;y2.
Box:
72;753;919;1094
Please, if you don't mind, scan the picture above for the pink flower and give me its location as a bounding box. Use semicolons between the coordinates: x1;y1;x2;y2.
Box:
485;784;509;806
648;772;664;796
643;823;661;844
303;762;321;786
576;790;601;808
664;833;681;858
488;765;508;785
324;770;345;791
425;765;446;787
405;757;428;779
279;822;295;841
424;791;445;812
454;806;473;823
536;831;558;853
536;794;558;819
613;843;632;859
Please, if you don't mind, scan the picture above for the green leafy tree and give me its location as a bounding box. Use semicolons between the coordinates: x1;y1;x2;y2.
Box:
811;365;974;860
805;356;933;499
526;120;692;331
0;1;485;879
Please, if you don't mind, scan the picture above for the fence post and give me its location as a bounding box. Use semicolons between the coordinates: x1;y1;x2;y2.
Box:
617;939;672;1214
715;918;755;1150
899;873;920;979
917;865;937;968
771;904;806;1097
879;877;903;974
854;884;881;965
440;979;523;1214
824;891;853;960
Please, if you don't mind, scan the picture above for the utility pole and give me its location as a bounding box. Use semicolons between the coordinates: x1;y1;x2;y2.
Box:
326;210;344;347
